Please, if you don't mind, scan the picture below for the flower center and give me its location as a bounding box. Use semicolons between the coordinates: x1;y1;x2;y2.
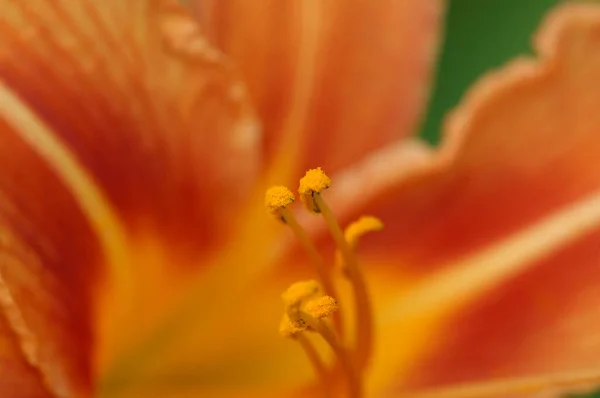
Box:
265;168;383;398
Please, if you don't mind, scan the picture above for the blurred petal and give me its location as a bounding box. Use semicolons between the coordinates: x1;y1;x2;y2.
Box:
193;0;443;179
357;1;600;281
98;274;316;397
0;0;260;250
0;120;102;395
0;0;262;390
341;2;600;394
0;308;53;398
397;229;600;396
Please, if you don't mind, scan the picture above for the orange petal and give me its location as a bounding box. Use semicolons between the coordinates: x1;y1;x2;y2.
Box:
193;0;444;179
0;0;260;251
0;121;103;395
0;309;55;398
266;0;600;389
0;0;262;391
354;2;600;280
397;229;600;396
345;2;600;395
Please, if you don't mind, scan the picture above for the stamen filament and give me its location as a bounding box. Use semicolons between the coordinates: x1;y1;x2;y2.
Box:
302;312;362;398
400;369;600;398
313;193;373;371
279;207;342;334
296;334;332;398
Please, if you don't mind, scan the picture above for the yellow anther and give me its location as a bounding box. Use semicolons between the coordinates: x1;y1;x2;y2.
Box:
304;296;338;319
298;167;331;213
279;313;307;338
265;185;295;220
282;280;322;307
345;216;384;249
281;281;338;337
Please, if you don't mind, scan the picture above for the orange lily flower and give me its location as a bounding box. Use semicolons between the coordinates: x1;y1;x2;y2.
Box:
1;1;600;398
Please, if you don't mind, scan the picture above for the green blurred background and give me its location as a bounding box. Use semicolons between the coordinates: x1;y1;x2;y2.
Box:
425;1;600;397
420;0;560;144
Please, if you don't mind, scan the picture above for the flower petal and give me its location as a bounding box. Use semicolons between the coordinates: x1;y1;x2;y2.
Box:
0;0;260;249
0;308;55;398
0;0;262;390
355;1;600;281
193;0;444;179
0;121;103;395
97;267;324;397
396;228;600;396
342;2;600;394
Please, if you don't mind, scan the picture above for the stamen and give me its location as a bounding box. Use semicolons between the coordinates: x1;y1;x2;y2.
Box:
282;280;323;324
298;167;332;213
300;312;362;398
299;168;374;371
337;216;384;276
280;312;331;398
268;172;379;398
296;333;332;398
344;216;384;249
279;280;360;398
265;185;295;222
282;280;322;307
304;296;339;319
278;313;307;338
265;185;341;333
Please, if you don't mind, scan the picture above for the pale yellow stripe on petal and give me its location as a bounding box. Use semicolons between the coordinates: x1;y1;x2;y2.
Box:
373;187;600;391
386;187;600;319
266;0;321;184
0;81;129;282
0;273;55;395
400;368;600;398
0;81;131;368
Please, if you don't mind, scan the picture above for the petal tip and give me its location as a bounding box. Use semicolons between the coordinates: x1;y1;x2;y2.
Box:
535;2;600;57
442;1;600;161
